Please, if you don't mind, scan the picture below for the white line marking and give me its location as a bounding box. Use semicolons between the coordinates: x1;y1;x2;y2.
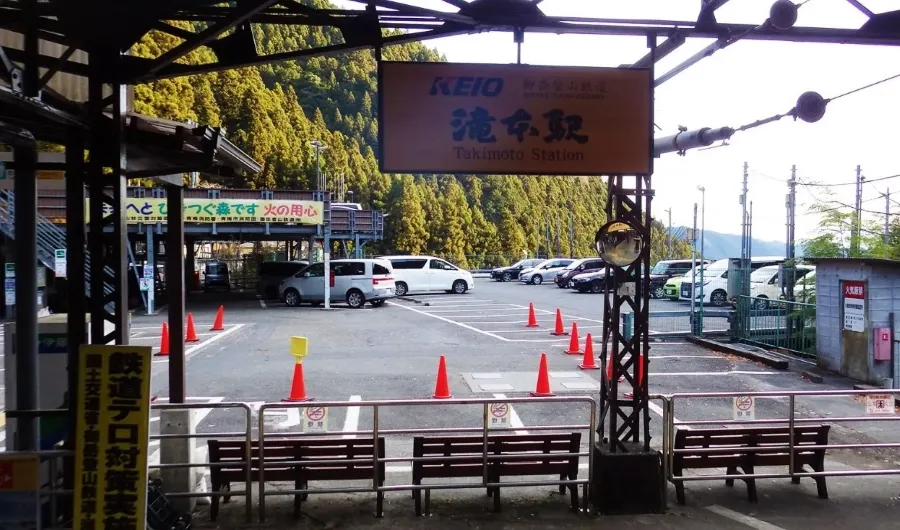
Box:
509;304;606;324
387;302;510;341
705;505;787;530
650;371;787;376
422;303;511;309
484;325;604;333
493;393;528;435
343;395;362;439
259;298;267;309
133;332;218;340
151;324;245;364
424;307;524;314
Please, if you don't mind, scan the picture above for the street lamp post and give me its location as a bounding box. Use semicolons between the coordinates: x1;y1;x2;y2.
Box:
697;185;706;335
310;140;328;190
310;140;330;309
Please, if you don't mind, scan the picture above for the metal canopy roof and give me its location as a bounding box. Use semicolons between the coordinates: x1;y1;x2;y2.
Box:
0;0;898;86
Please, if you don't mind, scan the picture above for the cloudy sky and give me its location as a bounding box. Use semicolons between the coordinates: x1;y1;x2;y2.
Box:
340;0;900;243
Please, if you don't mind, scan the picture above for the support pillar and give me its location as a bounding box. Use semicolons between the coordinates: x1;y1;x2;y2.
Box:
166;185;186;403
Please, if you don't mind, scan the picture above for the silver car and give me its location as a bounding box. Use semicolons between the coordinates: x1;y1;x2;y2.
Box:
279;259;396;309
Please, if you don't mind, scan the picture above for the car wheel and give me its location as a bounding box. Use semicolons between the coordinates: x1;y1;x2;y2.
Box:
395;282;408;297
710;290;728;307
284;289;301;307
590;280;604;294
346;289;365;309
502;272;512;282
531;275;543;285
653;286;665;299
371;299;386;307
453;280;468;294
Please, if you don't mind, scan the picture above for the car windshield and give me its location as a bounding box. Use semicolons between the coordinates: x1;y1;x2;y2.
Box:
650;263;668;274
750;268;777;283
508;260;525;268
563;260;583;271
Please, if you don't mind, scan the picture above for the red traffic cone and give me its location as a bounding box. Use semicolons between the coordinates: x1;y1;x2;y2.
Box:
284;361;310;402
579;334;599;370
526;303;539;328
210;305;225;331
564;322;581;355
530;353;555;397
155;322;170;357
606;356;626;382
551;309;567;336
185;313;199;342
432;355;452;399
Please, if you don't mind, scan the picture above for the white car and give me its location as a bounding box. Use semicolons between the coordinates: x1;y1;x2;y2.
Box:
793;269;816;303
518;258;575;285
750;264;815;309
680;256;786;307
279;258;396;309
379;255;475;296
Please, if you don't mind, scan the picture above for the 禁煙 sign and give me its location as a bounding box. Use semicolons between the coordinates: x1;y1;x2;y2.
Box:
378;61;652;176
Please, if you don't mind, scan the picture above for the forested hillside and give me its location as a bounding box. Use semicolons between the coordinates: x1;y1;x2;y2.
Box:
130;0;688;267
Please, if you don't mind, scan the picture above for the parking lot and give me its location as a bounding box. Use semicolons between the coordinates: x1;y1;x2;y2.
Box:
4;279;899;528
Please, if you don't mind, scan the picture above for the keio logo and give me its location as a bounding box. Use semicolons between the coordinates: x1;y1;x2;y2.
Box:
429;76;504;97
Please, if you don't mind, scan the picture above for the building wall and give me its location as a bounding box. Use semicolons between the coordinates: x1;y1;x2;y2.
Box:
816;262;900;384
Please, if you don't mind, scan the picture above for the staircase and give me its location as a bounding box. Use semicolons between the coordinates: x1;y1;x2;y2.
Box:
0;190;114;300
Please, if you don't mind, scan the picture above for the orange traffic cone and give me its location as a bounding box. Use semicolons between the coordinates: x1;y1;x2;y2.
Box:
526;303;539;328
530;353;555;397
579;333;599;370
155;322;170;357
606;356;626;382
284;361;310;402
210;305;225;331
432;355;452;399
564;322;581;355
185;313;199;342
551;309;567;336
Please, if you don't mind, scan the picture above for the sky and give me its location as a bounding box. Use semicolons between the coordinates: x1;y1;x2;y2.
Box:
339;0;900;243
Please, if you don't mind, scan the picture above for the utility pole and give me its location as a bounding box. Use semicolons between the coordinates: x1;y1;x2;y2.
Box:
740;161;750;298
555;212;561;257
690;203;698;334
785;165;797;301
664;208;672;259
568;210;575;258
885;188;891;245
854;165;864;256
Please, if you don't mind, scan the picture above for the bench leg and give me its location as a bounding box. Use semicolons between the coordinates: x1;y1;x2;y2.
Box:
424;488;431;516
792;463;803;485
559;474;566;494
493;486;501;513
725;466;737;488
741;465;758;503
210;491;221;522
376;490;384;518
223;482;232;503
812;462;828;499
568;483;579;511
674;473;686;505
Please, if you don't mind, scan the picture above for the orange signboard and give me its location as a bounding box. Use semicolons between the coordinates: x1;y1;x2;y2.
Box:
378;62;652;176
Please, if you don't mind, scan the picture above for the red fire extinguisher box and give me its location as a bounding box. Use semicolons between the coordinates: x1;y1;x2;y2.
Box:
874;327;892;361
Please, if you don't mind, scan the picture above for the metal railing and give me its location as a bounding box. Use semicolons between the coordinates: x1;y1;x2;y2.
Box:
256;396;597;521
734;295;816;357
661;389;900;488
647;310;732;338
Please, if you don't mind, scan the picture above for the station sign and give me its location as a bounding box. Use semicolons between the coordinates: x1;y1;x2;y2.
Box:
84;198;325;225
378;61;652;176
73;345;153;530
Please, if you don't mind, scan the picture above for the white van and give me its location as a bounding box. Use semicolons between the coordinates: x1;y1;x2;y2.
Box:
379;255;475;296
279;258;395;309
680;256;785;307
750;264;815;308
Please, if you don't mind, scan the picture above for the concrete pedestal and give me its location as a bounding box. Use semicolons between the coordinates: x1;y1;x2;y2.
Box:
591;442;666;515
159;409;203;513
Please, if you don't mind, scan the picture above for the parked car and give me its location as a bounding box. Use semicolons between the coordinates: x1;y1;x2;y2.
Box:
793;269;816;302
279;258;395;309
518;258;575;285
202;261;230;292
555;258;606;288
490;258;544;282
663;269;695;300
750;264;815;308
257;260;308;300
680;256;785;307
378;255;474;296
649;259;708;299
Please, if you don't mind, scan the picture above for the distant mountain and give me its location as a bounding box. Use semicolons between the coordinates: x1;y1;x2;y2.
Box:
668;227;786;261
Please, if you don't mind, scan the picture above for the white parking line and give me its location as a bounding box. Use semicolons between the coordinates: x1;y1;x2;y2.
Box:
484;325;604;333
152;324;246;364
706;505;787;530
422;303;511;309
493;393;528;435
343;395;362;439
424;307;524;314
388;302;510;341
650;370;787;376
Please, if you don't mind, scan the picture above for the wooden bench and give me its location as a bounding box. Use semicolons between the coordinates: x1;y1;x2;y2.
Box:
672;425;829;504
411;433;581;515
207;437;386;520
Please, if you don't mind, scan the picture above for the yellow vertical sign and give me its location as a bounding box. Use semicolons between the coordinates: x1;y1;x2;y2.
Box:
73;345;152;530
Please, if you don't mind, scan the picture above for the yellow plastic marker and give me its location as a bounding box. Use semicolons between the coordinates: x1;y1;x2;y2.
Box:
290;336;308;362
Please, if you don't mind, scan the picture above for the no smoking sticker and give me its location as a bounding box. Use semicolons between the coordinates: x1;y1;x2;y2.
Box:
489;403;510;430
303;406;328;433
732;396;755;421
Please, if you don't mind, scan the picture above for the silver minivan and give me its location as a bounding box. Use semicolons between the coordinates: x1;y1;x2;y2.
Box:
279;258;396;309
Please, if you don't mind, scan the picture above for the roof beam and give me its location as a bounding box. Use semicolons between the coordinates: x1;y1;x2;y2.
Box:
845;0;874;18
